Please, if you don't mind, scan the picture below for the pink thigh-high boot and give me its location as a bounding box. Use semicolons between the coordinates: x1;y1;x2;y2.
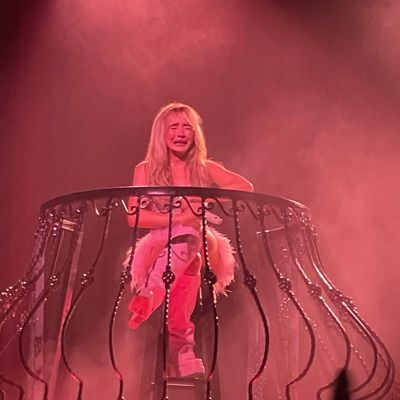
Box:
128;226;201;330
168;266;205;377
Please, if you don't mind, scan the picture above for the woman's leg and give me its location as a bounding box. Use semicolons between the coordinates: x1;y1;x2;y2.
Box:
168;254;204;377
129;231;201;329
167;231;219;377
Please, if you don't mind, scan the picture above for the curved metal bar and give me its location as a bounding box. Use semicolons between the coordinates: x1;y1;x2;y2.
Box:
58;212;86;399
282;298;315;400
281;208;352;400
0;214;52;327
198;198;219;400
41;187;310;216
363;339;396;399
17;229;65;400
290;209;396;399
15;211;66;400
242;200;259;221
207;196;261;222
257;204;316;400
331;310;394;399
376;356;396;400
18;282;59;400
60;201;112;400
298;214;395;399
160;196;176;400
91;198;119;217
0;212;64;400
351;319;390;399
300;223;382;399
119;197;146;216
231;200;270;400
16;208;64;295
198;196;235;218
0;210;62;329
293;210;391;400
17;213;51;282
175;195;204;217
269;205;285;225
108;197;142;400
42;213;66;278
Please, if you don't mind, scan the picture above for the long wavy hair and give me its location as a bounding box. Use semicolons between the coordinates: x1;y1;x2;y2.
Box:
144;102;210;186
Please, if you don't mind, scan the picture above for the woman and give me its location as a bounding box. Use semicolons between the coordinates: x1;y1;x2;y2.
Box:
127;102;253;377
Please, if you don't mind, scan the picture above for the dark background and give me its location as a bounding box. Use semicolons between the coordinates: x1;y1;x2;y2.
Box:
1;0;399;394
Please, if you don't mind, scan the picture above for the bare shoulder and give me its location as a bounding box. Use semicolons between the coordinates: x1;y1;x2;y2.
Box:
205;159;225;173
205;159;235;178
134;161;147;173
205;159;254;191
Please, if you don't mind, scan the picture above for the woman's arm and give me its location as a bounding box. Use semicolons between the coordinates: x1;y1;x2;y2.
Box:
206;160;254;192
127;163;199;229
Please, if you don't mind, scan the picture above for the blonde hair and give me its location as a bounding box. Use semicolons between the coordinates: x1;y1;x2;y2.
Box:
144;102;210;186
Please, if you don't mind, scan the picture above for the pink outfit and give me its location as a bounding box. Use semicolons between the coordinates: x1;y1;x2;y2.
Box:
127;225;236;294
125;224;236;377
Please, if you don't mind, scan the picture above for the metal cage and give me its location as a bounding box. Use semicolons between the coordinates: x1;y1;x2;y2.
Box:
0;187;396;400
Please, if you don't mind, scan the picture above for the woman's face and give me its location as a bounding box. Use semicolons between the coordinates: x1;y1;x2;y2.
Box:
165;111;195;158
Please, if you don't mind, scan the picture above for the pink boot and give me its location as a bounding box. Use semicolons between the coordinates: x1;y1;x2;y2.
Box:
168;273;205;378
